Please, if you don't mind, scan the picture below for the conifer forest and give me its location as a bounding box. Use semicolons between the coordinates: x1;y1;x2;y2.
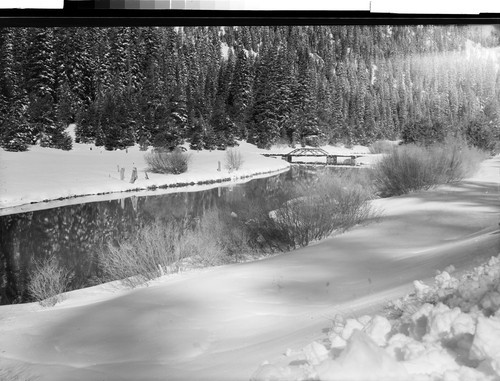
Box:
0;25;499;152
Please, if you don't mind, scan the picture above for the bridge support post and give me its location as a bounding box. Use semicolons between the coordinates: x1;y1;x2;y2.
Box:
327;156;337;165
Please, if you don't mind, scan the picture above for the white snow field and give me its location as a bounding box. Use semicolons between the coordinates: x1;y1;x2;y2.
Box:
0;150;499;380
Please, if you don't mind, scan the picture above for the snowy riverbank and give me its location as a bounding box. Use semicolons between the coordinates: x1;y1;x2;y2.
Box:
0;139;289;212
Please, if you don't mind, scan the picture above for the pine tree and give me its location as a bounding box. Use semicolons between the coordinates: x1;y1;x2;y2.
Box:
210;53;236;148
0;28;30;151
227;48;253;139
330;77;345;144
249;41;293;148
289;48;322;146
25;28;57;145
136;27;163;148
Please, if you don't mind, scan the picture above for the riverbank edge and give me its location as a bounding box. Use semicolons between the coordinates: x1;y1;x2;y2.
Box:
0;164;291;217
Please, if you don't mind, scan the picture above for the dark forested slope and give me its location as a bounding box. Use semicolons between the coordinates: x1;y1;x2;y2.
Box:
0;25;499;151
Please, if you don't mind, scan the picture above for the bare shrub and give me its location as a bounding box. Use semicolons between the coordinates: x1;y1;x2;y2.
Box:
28;256;73;307
99;211;252;287
181;225;226;267
99;221;184;287
372;144;433;197
429;135;486;182
372;137;487;197
225;148;244;172
274;172;373;248
145;148;190;174
244;170;375;251
181;209;250;266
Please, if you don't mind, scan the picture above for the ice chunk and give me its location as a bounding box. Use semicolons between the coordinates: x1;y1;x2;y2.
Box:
434;272;459;298
341;318;364;340
425;303;461;341
413;280;432;299
315;330;408;381
363;315;392;346
488;256;500;267
385;333;415;361
435;271;452;288
402;343;460;375
329;334;347;349
459;279;488;302
302;341;329;365
331;314;345;335
401;338;427;361
410;303;434;340
444;265;456;274
357;315;372;326
480;291;500;314
451;313;476;337
470;316;500;367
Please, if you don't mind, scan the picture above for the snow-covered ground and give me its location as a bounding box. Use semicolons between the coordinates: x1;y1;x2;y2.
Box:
252;256;500;381
0;125;379;215
0;148;498;380
0;129;286;212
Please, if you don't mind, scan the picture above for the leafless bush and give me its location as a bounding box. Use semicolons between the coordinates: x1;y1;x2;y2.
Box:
181;209;250;266
99;221;184;287
372;136;487;197
245;170;375;251
100;210;252;287
145;148;191;174
274;173;374;248
225;148;244;172
27;256;73;307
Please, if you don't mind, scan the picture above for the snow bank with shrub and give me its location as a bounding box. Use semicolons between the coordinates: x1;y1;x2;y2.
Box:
251;254;500;381
0;125;382;213
0;127;290;211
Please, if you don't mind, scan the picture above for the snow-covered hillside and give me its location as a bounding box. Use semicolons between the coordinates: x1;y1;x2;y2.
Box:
0;156;498;381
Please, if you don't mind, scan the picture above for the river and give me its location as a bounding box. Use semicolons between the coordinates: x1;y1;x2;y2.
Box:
0;165;354;304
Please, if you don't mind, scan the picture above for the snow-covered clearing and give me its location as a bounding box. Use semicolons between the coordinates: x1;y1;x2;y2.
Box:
0;125;379;215
0;151;499;380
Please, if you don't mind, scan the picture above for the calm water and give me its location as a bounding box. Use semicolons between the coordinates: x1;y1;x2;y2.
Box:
0;166;352;304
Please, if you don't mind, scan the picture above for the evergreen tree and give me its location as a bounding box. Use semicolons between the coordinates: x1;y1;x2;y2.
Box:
136;27;163;148
25;28;57;145
249;41;293;148
0;28;30;150
289;48;322;146
330;77;345;144
228;48;253;139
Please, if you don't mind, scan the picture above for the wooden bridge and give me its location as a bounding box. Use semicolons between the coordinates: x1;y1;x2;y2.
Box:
262;147;361;166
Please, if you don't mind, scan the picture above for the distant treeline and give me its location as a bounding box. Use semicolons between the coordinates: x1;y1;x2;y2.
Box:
0;25;499;152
